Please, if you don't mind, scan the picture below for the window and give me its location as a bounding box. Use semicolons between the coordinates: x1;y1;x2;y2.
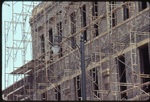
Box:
139;44;150;93
49;28;54;61
110;1;117;27
59;48;63;58
70;11;76;49
49;28;53;44
117;55;127;99
74;77;77;100
70;12;76;34
92;2;98;16
90;68;99;98
42;92;46;100
81;5;87;41
40;34;45;53
57;22;63;57
57;22;62;43
123;2;129;20
112;12;117;27
55;85;61;100
74;76;81;100
139;1;148;11
92;2;99;37
71;37;76;49
93;24;99;37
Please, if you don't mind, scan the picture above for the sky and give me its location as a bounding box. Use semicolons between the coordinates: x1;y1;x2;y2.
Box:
2;1;41;90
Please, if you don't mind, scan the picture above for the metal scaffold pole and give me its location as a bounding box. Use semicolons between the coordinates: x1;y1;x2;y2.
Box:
3;1;40;100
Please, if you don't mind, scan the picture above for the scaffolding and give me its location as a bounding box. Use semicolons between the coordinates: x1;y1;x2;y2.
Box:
3;1;150;101
3;1;40;100
32;1;150;100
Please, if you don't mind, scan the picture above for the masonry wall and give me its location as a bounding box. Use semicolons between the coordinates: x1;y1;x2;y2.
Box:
29;1;150;101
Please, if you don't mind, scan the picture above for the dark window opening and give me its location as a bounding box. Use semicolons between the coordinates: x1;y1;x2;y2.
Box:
90;68;99;98
49;28;53;44
74;77;77;100
92;2;99;37
77;76;81;100
70;11;76;49
70;11;76;34
49;28;53;61
58;85;61;100
40;34;45;53
57;22;62;43
112;12;117;27
94;24;99;37
139;43;150;93
81;5;87;41
71;36;76;49
139;1;147;11
123;3;129;20
57;22;63;57
92;2;98;16
117;55;127;99
55;85;61;100
42;92;46;100
110;1;117;27
59;47;63;58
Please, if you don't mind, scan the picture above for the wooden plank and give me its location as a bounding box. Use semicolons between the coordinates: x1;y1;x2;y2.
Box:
26;89;34;92
139;74;150;78
38;83;47;86
128;92;150;100
6;85;25;96
113;82;134;86
10;58;45;74
10;60;34;74
120;82;150;94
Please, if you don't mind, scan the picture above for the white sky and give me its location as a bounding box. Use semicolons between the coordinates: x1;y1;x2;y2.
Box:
2;1;41;90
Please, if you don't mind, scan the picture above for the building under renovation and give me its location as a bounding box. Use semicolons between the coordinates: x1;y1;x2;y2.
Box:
2;1;150;101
